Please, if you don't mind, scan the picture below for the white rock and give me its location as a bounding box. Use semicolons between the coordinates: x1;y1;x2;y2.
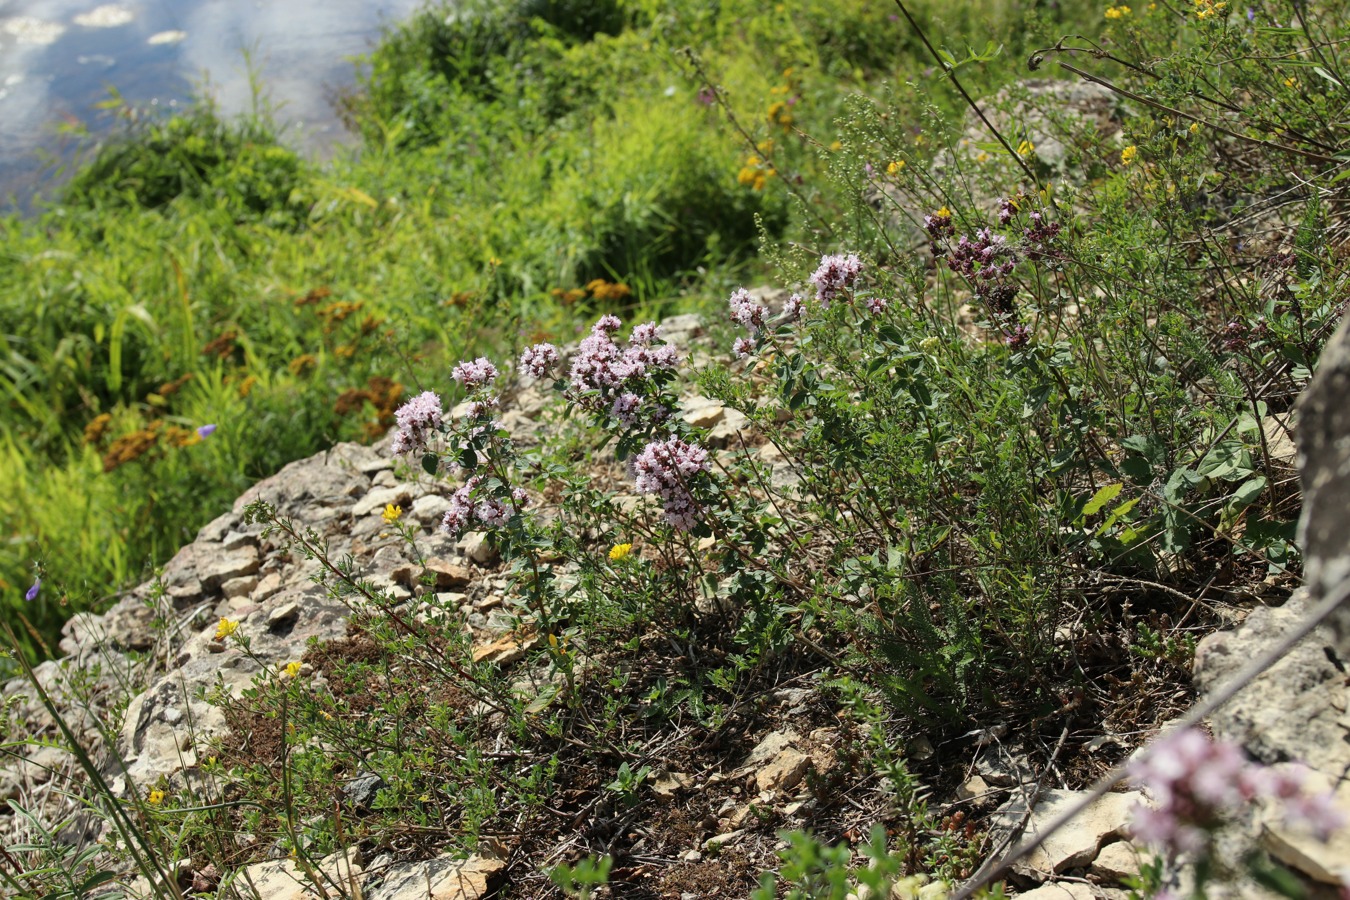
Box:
364;852;503;900
681;396;726;428
994;788;1141;876
1091;841;1142;883
1013;884;1097;900
353;485;416;518
458;532;497;565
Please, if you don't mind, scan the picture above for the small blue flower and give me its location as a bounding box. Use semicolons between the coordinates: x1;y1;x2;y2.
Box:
197;424;217;438
25;577;40;602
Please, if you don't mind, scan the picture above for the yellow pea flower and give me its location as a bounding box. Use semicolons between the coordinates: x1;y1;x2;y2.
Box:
381;503;402;524
608;542;633;562
1121;145;1138;165
887;160;905;175
214;618;239;641
148;789;165;805
283;661;303;679
1017;140;1035;157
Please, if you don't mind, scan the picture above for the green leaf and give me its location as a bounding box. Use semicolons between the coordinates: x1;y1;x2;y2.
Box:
421;452;439;476
1082;482;1124;516
459;446;478;470
1097;497;1141;536
1313;66;1344;89
1227;476;1267;512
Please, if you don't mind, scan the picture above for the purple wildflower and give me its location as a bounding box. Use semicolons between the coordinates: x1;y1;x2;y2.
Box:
632;437;710;531
441;474;517;537
391;391;443;455
728;288;768;330
865;296;888;315
810;254;863;308
197;424;217;438
1129;726;1347;855
697;86;717;106
25;577;40;602
519;343;561;379
594;314;622;334
783;293;804;322
611;393;642;427
1004;324;1032;349
571;328;626;391
733;336;757;359
630;322;661;346
451;357;499;390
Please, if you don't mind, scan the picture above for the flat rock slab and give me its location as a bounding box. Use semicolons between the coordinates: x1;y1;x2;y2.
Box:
366;853;505;900
994;788;1140;877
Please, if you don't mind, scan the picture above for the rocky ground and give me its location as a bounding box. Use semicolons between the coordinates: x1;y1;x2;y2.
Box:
3;312;1349;899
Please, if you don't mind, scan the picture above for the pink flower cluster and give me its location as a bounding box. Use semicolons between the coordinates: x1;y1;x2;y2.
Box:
567;315;678;424
810;253;863;307
451;357;499;390
1023;211;1062;260
729;287;769;358
783;293;804;322
441;475;529;537
391;391;444;455
632;437;710;531
1129;727;1346;855
519;342;561;379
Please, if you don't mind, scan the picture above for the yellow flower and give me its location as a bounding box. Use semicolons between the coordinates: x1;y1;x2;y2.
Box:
936;206;951;217
214;618;239;641
1189;121;1201;134
381;503;403;523
1105;5;1131;18
488;257;501;267
829;140;843;152
1017;140;1035;157
608;542;633;562
1121;145;1138;165
283;661;303;679
147;789;165;805
887;160;905;175
1284;77;1297;88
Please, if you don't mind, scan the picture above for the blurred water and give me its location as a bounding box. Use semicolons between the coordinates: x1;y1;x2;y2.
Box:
0;0;426;211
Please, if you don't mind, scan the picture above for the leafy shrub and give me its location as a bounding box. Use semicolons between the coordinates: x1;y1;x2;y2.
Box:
62;101;309;229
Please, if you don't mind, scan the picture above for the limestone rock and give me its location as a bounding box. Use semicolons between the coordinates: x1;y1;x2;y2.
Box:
652;772;693;800
1091;841;1142;883
365;853;504;900
1013;883;1097;900
353;485;417;519
458;532;497;565
1295;312;1350;654
756;747;811;793
681;396;726;429
993;788;1141;877
425;557;474;589
956;775;992;804
235;849;363;900
472;632;540;665
1193;593;1349;773
657;313;703;346
743;731;813;793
